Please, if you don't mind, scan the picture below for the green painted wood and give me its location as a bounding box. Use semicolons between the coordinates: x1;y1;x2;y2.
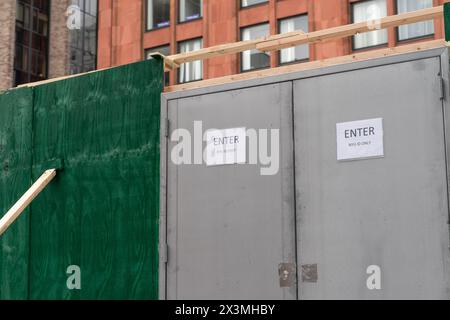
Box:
29;59;163;300
445;2;450;41
0;88;33;300
24;60;163;300
0;59;163;300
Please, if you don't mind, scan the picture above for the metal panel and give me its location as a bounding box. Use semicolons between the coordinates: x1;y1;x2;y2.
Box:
162;47;450;300
163;48;446;101
294;57;450;299
166;83;296;300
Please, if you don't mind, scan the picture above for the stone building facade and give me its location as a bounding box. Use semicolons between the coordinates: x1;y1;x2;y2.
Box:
0;0;97;92
0;0;16;92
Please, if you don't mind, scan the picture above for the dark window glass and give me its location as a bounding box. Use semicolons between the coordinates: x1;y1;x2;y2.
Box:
14;0;49;86
69;0;98;75
179;0;202;23
145;45;170;86
147;0;170;30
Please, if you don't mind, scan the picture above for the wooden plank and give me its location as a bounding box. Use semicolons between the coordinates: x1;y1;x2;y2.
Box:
20;50;171;87
0;169;57;237
164;58;180;71
165;5;443;66
17;67;113;88
165;39;447;93
167;31;307;66
168;39;262;65
256;5;443;52
164;31;306;66
148;52;179;71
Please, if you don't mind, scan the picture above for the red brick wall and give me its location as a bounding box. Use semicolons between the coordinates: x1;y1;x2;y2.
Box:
98;0;143;69
98;0;450;85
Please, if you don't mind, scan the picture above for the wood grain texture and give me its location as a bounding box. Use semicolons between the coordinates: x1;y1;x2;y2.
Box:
28;58;162;300
0;88;33;300
163;5;443;67
0;170;56;237
166;39;448;92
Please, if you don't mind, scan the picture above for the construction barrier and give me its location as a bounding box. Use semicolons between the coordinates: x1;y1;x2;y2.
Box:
0;58;163;300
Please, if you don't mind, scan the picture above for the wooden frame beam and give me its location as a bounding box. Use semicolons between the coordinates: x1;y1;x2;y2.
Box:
0;169;57;237
165;39;448;93
164;5;443;67
167;39;262;66
256;5;443;52
148;52;180;72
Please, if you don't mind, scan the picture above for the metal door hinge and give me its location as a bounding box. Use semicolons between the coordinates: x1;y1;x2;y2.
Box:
160;243;168;263
164;118;170;138
441;77;446;101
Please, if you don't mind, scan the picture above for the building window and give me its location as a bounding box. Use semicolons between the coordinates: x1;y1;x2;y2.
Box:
147;0;170;30
14;0;50;86
69;0;98;75
146;45;170;86
351;0;388;50
179;0;203;23
241;0;268;8
396;0;434;41
279;15;309;65
178;38;202;83
241;23;270;72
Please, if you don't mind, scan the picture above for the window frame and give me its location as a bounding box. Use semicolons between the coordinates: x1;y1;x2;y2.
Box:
240;22;271;73
240;0;269;10
394;0;435;43
14;0;50;86
145;0;171;32
177;37;203;84
350;0;389;51
178;0;203;24
277;14;310;66
68;0;99;75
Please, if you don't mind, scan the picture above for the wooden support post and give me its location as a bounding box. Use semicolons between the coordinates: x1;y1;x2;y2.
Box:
148;52;180;72
0;169;57;237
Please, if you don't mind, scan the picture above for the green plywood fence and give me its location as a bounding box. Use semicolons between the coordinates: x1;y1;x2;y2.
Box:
445;2;450;42
0;58;163;300
0;88;33;300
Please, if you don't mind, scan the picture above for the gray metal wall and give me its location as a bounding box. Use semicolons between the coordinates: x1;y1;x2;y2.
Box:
161;47;450;300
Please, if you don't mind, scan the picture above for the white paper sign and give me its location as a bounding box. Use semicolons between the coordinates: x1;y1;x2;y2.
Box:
336;118;384;161
206;127;246;166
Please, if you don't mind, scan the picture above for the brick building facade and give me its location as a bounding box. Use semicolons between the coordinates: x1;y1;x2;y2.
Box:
1;0;448;91
98;0;450;86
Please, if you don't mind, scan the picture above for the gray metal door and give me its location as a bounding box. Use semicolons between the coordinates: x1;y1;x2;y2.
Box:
166;83;296;299
294;57;450;299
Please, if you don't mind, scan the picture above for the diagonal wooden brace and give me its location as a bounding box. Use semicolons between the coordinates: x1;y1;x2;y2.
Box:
0;169;57;237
